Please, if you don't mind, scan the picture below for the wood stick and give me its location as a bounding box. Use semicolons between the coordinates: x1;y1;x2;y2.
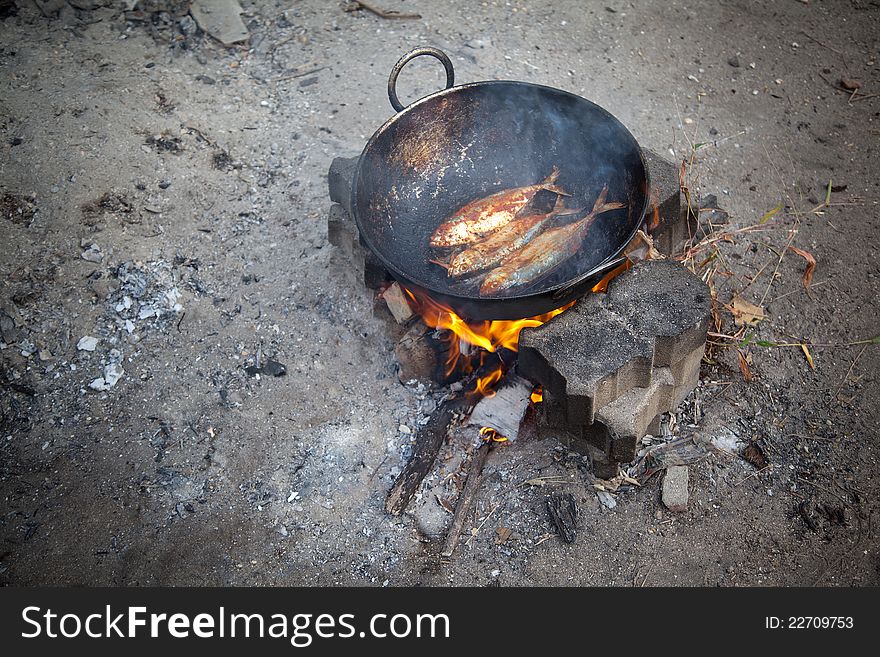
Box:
349;1;421;19
440;441;490;558
272;66;327;83
385;395;468;516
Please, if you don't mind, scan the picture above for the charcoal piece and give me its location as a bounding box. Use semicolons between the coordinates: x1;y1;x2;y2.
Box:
547;492;579;544
261;359;287;377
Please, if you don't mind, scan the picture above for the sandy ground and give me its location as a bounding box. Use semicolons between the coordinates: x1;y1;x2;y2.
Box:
0;0;878;586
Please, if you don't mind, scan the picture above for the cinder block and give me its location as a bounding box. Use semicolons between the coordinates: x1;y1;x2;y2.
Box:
606;259;710;367
582;368;675;463
328;156;358;216
662;465;689;512
539;390;568;430
642;149;695;256
327;201;390;290
519;295;654;425
669;342;705;406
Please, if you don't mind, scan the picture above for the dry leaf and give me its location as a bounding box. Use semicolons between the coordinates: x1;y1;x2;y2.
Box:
800;343;815;369
788;246;817;289
737;349;753;382
731;295;765;325
495;526;513;545
436;495;455;514
743;443;768;469
841;78;862;91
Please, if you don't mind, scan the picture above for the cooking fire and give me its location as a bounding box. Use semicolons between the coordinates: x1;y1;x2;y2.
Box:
324;46;711;552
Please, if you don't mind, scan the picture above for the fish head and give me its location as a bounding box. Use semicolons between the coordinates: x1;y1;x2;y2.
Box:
448;250;478;277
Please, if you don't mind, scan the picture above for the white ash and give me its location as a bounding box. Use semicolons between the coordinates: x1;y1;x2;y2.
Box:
76;336;99;351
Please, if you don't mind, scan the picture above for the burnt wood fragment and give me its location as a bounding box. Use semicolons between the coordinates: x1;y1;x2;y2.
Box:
385;395;469;516
547;492;579;543
440;440;491;559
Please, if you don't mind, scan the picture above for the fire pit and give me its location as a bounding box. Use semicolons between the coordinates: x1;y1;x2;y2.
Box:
326;48;710;534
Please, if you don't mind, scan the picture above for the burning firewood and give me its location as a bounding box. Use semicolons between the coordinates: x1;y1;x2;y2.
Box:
468;373;534;441
380;281;415;324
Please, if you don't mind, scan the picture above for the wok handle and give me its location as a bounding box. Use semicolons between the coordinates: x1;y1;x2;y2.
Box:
551;257;628;301
388;47;455;113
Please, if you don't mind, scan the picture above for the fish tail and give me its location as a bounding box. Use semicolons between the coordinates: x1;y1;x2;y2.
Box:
543;166;561;185
596;201;626;214
542;184;571;197
590;184;609;213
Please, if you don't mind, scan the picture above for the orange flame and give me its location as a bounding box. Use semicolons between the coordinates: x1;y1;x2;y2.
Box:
400;255;629;411
403;288;573;389
590;259;632;294
480;426;508;443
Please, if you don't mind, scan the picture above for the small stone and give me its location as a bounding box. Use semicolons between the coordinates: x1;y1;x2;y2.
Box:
88;377;107;391
662;465;689;512
158;180;171;189
102;363;124;388
261;359;287;377
81;245;103;263
77;336;99;351
178;15;197;36
597;491;617;509
727;55;740;68
399;424;411;435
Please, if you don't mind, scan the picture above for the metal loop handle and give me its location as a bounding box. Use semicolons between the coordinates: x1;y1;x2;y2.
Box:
388;47;455;113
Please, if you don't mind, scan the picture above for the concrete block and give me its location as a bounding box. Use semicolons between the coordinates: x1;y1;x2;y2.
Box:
327;202;391;290
669;341;705;407
642;149;696;256
662;465;689;512
328;156;358;216
519;295;654;425
606;259;710;367
394;322;435;385
327;203;355;250
582;367;675;463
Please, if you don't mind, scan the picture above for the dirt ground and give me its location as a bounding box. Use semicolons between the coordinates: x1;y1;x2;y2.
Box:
1;0;878;586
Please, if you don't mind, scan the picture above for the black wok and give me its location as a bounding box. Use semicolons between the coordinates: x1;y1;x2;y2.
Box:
351;47;650;321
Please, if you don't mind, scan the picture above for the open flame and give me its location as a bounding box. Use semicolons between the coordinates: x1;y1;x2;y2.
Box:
402;288;573;401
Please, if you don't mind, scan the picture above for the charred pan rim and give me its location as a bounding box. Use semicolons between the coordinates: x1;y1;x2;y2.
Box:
351;80;651;307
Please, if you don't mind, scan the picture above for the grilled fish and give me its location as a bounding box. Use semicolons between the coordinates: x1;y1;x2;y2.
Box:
429;167;569;248
447;196;581;278
479;186;625;296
